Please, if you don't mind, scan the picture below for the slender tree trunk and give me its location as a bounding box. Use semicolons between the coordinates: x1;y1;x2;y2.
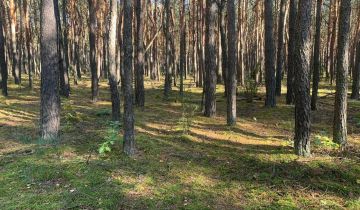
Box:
351;39;360;99
123;0;135;156
88;0;98;102
311;0;323;110
62;0;70;95
333;0;351;146
286;0;297;104
40;0;61;142
275;0;286;96
0;2;8;96
294;0;312;157
135;0;145;107
9;0;20;84
179;0;186;96
219;1;227;96
108;0;120;121
163;0;172;98
227;0;236;125
204;0;217;117
24;0;32;89
264;0;276;107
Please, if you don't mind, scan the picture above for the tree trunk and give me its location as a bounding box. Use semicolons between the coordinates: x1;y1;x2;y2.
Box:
204;0;217;117
179;0;186;96
311;0;323;110
9;0;20;84
163;0;172;98
24;0;33;89
275;0;286;96
219;1;227;96
88;0;99;102
108;0;121;121
264;0;276;107
40;0;61;142
294;0;312;157
123;0;135;156
135;0;145;107
286;0;297;104
333;0;351;146
226;0;236;125
0;1;8;96
351;39;360;99
62;0;70;95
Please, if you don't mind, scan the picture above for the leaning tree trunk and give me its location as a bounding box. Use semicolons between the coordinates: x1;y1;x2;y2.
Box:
40;0;61;142
204;0;217;117
0;3;8;96
294;0;312;157
264;0;276;107
311;0;323;110
333;0;351;146
226;0;236;126
135;0;145;107
123;0;135;156
351;39;360;99
275;0;286;96
286;0;298;105
108;0;120;121
88;0;99;102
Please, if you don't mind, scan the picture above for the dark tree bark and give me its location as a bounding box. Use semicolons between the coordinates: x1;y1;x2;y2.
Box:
179;0;186;96
264;0;276;107
275;0;286;96
108;0;121;121
286;0;298;105
333;0;351;146
294;0;312;157
40;0;61;141
226;0;236;125
88;0;99;102
62;0;70;95
24;0;33;89
163;0;172;98
0;3;8;96
204;0;217;117
135;0;145;107
351;39;360;99
123;0;135;156
218;0;227;96
311;0;323;110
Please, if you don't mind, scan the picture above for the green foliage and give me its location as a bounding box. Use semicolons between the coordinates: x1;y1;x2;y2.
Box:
177;97;198;134
95;109;111;117
243;75;258;103
313;131;339;149
98;121;121;155
63;102;85;132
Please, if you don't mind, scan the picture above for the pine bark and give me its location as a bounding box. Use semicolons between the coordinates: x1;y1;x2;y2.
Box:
163;0;172;98
123;0;135;156
88;0;98;102
275;0;286;96
333;0;351;146
135;0;145;107
264;0;276;107
9;0;20;84
204;0;217;117
179;0;186;96
108;0;121;121
40;0;61;142
311;0;323;110
226;0;236;125
286;0;297;104
294;0;312;157
351;39;360;99
0;2;8;96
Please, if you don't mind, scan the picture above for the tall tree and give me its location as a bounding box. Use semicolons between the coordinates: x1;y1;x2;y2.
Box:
264;0;276;107
351;38;360;99
218;0;227;96
123;0;135;155
163;0;172;98
226;0;236;125
294;0;312;157
108;0;120;121
275;0;286;96
333;0;351;146
24;0;33;88
88;0;99;102
311;0;323;110
286;0;298;104
179;0;186;96
204;0;217;117
9;0;20;84
40;0;61;141
0;1;8;96
135;0;145;107
61;0;70;96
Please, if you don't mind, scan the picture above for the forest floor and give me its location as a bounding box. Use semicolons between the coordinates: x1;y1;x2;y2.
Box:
0;77;359;209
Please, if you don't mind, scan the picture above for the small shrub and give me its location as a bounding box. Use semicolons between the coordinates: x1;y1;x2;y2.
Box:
98;121;121;155
244;78;258;103
313;131;339;149
96;109;111;117
177;97;198;134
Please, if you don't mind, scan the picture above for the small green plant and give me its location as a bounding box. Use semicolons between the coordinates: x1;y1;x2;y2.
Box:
96;109;111;117
98;121;121;155
177;97;198;134
244;78;258;103
313;131;339;149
